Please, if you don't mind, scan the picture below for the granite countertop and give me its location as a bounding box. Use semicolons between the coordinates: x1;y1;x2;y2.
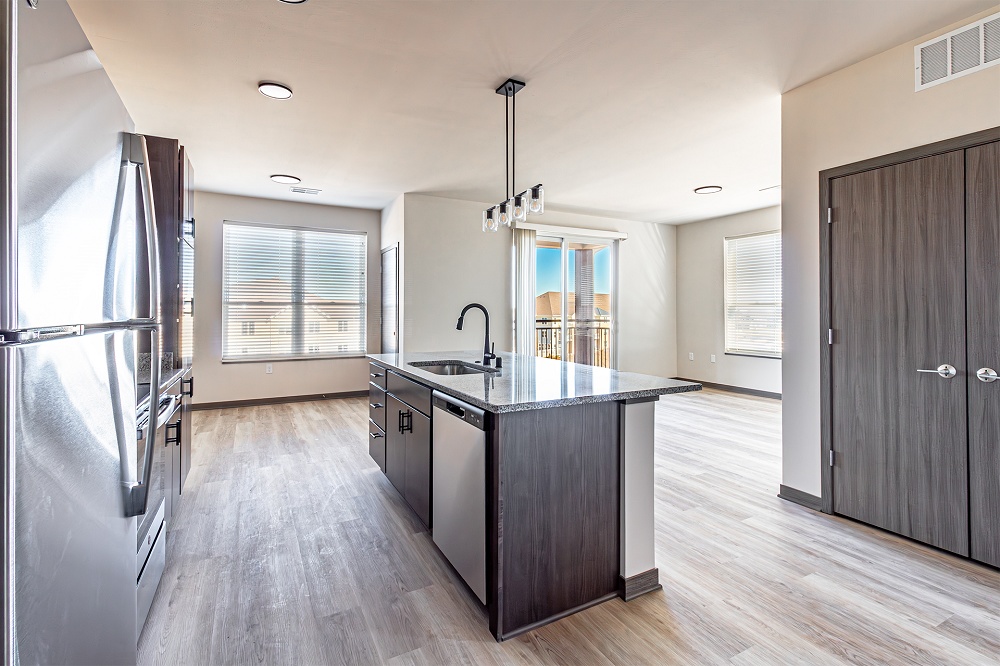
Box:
367;351;701;413
137;365;187;409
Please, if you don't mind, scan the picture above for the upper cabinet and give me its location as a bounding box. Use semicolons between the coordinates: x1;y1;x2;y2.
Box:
144;135;196;371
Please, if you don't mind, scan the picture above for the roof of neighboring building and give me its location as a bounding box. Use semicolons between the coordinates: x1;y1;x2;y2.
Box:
535;292;611;319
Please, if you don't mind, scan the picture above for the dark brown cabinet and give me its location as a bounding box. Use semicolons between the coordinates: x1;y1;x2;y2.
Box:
369;363;433;528
385;394;407;493
823;130;1000;566
145;135;195;518
966;140;1000;569
403;408;431;527
161;377;183;522
178;370;193;494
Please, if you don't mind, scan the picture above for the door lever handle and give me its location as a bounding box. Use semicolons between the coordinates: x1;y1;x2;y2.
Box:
976;368;998;383
917;364;956;379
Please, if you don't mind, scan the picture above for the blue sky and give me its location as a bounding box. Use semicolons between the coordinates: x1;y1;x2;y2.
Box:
536;246;611;296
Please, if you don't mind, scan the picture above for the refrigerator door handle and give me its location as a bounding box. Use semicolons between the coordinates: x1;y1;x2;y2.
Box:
124;134;162;518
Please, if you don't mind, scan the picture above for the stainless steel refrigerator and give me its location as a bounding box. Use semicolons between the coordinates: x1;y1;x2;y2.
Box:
2;1;164;663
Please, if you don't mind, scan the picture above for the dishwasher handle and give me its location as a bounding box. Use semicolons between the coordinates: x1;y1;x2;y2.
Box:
432;391;488;430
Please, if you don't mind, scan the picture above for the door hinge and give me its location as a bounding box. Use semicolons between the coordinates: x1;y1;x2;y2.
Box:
828;329;834;345
829;450;835;467
827;208;833;225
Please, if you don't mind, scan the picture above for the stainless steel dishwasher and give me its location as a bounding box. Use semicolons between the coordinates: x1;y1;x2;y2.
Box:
431;391;488;603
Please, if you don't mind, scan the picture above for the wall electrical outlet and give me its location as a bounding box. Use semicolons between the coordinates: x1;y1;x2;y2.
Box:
711;354;717;363
688;352;694;361
265;363;273;374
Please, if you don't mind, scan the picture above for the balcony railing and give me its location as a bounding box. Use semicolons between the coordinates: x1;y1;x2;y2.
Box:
535;318;612;368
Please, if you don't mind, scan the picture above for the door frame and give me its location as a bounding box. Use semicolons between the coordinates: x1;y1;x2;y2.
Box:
532;232;621;370
380;243;399;354
818;126;1000;515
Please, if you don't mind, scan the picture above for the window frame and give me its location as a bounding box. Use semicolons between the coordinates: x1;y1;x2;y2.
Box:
221;220;368;363
723;230;782;360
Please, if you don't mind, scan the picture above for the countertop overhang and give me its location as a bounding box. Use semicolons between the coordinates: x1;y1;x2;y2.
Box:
367;351;701;413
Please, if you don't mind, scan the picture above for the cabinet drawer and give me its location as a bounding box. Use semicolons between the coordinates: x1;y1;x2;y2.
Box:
368;420;386;472
369;383;386;432
387;371;432;417
369;362;388;389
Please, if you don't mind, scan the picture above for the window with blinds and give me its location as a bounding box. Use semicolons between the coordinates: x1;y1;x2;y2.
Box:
222;222;367;361
724;231;782;358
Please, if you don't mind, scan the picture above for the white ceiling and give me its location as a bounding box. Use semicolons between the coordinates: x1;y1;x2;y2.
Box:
70;0;995;224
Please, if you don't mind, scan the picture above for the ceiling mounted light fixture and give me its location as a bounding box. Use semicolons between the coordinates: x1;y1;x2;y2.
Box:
270;174;301;184
694;185;723;194
481;77;543;233
277;0;308;4
258;81;293;100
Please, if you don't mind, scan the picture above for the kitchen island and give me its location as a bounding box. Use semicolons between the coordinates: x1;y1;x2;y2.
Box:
366;350;700;640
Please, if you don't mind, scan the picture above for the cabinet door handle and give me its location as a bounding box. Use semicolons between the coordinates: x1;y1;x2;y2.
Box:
181;376;194;397
400;410;413;434
369;402;383;409
916;364;956;379
976;367;998;383
166;421;181;446
371;372;383;379
370;431;383;439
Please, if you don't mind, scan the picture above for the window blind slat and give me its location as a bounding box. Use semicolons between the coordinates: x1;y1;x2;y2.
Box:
724;231;782;358
222;222;367;361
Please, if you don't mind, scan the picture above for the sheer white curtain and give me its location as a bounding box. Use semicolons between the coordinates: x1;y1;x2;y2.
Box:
513;227;536;357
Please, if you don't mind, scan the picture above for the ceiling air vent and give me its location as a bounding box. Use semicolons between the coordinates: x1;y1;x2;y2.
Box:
290;186;321;195
915;12;1000;91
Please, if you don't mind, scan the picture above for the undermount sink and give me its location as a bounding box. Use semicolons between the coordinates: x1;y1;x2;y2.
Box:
409;360;497;376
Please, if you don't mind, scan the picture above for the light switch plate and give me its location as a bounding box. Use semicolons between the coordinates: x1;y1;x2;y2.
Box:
711;354;716;363
688;352;694;361
265;363;273;374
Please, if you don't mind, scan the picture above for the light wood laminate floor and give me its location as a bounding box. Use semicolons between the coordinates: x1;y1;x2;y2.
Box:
139;389;1000;665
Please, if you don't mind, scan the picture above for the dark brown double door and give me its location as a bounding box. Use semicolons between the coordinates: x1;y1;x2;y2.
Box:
830;142;999;565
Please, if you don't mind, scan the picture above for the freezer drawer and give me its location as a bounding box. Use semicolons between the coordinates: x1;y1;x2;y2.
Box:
137;513;166;641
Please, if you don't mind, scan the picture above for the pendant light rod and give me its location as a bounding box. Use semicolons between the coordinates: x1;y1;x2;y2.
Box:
483;78;539;233
496;78;525;200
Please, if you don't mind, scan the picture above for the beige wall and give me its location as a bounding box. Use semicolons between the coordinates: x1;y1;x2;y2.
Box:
676;206;781;393
192;191;381;404
781;10;1000;495
398;193;678;379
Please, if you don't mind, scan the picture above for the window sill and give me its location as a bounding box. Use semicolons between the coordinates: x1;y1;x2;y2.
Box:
724;352;782;360
221;354;368;364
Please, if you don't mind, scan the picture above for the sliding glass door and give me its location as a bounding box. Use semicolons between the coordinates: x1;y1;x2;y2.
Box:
534;235;616;368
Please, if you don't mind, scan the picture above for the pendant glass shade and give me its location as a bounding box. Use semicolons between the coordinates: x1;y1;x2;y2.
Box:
528;185;544;215
497;202;511;228
511;194;527;224
483;207;498;232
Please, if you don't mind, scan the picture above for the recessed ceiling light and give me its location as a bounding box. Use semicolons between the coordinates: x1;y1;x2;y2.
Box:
258;81;293;100
270;174;301;184
694;185;722;194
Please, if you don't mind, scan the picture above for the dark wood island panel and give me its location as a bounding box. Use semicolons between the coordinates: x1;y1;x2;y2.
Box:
488;401;620;640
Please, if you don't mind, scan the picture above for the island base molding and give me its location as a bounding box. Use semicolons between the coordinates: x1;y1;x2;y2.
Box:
619;567;662;601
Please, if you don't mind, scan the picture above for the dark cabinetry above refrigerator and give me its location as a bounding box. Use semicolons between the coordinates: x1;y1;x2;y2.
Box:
143;135;196;372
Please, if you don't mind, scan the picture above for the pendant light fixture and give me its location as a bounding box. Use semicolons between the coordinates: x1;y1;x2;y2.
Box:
483;78;543;232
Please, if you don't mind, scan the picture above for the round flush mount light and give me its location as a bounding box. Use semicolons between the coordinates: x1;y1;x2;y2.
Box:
270;174;301;184
694;185;723;195
278;0;308;3
258;81;293;100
